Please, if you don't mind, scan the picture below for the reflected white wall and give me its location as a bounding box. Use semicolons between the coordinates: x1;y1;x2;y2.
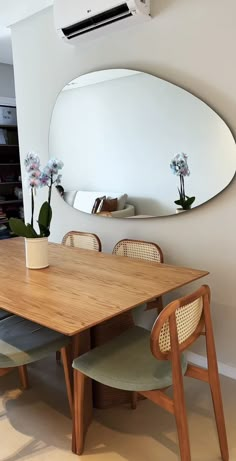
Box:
49;70;236;216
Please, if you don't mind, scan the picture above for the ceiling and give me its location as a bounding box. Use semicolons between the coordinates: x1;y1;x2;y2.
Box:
0;0;53;65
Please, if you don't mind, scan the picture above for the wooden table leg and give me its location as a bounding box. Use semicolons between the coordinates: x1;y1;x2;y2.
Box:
72;329;93;454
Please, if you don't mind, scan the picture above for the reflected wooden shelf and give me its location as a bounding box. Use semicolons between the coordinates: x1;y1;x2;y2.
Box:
0;144;19;148
0;181;21;185
0;199;23;205
0;124;17;129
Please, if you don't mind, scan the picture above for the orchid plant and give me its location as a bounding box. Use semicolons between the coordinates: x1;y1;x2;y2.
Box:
9;153;63;238
170;153;195;210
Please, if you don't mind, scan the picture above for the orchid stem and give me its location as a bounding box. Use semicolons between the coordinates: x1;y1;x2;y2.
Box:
180;174;185;202
31;188;34;227
48;175;53;206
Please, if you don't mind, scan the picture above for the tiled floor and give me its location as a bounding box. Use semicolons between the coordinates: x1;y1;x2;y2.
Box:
0;356;235;461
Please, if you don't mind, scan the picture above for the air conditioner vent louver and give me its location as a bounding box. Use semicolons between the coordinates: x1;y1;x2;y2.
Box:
55;0;151;43
62;4;132;39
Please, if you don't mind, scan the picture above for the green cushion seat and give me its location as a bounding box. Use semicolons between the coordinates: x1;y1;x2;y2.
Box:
0;315;70;368
73;326;187;392
0;308;12;320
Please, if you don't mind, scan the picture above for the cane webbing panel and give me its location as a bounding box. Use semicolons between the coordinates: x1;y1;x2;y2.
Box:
62;231;101;252
159;297;203;352
113;239;162;263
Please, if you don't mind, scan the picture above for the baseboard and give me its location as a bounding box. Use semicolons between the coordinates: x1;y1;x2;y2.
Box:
187;352;236;380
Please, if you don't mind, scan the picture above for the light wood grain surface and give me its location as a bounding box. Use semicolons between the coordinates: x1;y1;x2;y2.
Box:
0;238;209;336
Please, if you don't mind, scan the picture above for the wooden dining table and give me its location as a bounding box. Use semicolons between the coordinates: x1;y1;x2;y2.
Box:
0;237;209;452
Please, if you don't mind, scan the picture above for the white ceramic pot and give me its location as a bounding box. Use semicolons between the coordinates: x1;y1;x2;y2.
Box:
25;237;49;269
176;208;186;214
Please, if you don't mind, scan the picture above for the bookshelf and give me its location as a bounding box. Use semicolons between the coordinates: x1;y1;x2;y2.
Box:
0;105;23;239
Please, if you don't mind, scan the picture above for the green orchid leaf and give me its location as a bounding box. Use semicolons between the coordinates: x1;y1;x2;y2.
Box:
38;201;52;236
174;198;185;207
174;199;182;206
9;218;32;238
183;196;195;209
38;223;50;238
25;224;39;238
175;196;195;210
188;196;196;205
9;218;39;238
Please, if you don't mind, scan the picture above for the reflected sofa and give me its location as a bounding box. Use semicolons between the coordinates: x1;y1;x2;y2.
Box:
63;190;135;218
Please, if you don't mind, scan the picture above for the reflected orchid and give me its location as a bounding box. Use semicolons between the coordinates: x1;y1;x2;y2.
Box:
170;153;195;210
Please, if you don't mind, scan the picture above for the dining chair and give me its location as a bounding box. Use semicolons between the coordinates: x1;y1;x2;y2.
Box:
112;238;164;313
112;238;163;262
92;238;164;410
0;315;73;415
62;231;102;252
58;230;102;365
72;285;228;461
0;308;12;320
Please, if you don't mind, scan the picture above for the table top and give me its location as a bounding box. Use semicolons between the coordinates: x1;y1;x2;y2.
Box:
0;238;209;336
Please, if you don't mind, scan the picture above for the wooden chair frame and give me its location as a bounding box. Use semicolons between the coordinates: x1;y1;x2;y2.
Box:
112;238;164;312
58;230;101;365
62;231;102;252
72;285;229;461
0;345;73;415
113;238;164;409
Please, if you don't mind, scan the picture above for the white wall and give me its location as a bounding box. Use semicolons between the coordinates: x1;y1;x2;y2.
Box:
0;63;15;98
11;0;236;370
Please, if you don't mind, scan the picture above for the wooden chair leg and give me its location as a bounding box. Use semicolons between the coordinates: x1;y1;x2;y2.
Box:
204;299;229;461
173;384;191;461
210;380;229;461
170;314;191;461
131;391;137;409
72;369;86;455
61;346;73;417
18;365;29;390
56;350;61;364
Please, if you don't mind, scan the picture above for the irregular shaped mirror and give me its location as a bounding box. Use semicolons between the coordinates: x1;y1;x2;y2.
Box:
49;69;236;218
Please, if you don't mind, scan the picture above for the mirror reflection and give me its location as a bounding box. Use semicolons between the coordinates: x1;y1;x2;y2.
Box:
49;69;236;218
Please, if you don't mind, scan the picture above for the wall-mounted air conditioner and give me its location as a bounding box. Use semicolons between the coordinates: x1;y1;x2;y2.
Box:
54;0;151;43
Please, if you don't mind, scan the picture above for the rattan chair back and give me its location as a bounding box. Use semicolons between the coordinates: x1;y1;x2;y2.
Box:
62;231;101;252
112;239;163;263
151;285;208;360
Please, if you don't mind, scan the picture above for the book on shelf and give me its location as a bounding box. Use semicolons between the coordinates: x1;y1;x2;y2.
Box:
0;206;8;223
0;223;10;239
0;207;6;217
0;128;7;144
0;106;17;125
